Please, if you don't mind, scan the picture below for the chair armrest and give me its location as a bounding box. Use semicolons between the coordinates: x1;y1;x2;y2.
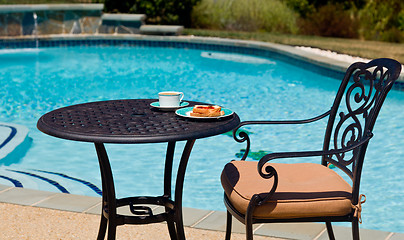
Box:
234;109;331;137
254;133;372;205
257;133;373;177
233;110;331;160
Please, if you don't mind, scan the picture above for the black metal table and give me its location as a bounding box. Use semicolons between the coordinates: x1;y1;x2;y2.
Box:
37;99;240;240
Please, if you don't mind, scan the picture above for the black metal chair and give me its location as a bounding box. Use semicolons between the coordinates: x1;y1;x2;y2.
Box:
221;58;402;240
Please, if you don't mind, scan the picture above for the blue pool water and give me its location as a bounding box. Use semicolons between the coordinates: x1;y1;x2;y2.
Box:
0;45;403;233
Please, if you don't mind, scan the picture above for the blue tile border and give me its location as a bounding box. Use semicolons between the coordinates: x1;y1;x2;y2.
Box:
0;35;402;90
0;37;347;84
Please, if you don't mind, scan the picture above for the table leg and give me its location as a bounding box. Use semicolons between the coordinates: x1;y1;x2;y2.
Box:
165;141;178;240
97;195;107;240
174;140;196;240
95;143;118;240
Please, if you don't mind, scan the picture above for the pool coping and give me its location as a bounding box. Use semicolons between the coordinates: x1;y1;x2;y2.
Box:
0;184;402;240
0;34;403;84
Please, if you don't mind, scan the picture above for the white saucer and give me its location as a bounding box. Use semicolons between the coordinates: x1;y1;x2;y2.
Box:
150;101;189;111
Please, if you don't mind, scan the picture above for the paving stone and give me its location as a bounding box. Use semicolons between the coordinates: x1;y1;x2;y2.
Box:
34;193;100;213
316;225;391;240
193;210;258;234
255;222;325;240
83;201;102;215
182;207;212;227
0;187;56;206
0;184;12;192
389;232;404;240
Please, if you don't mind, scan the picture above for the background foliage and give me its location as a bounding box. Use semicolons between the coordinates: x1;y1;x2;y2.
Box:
191;0;298;34
0;0;402;43
188;0;404;42
298;3;359;38
103;0;199;27
359;0;404;42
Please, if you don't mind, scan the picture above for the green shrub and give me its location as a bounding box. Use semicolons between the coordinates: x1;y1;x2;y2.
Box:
300;4;359;38
284;0;315;17
103;0;200;27
380;28;404;43
191;0;298;34
359;0;404;42
399;10;404;31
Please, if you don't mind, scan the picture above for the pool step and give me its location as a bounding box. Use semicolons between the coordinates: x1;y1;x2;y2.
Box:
0;122;31;165
98;13;146;34
139;24;184;36
98;13;183;36
0;168;102;196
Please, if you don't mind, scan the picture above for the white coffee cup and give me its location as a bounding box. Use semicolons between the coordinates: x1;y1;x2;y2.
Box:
158;91;184;107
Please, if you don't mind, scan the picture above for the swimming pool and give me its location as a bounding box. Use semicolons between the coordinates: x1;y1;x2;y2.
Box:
0;39;403;233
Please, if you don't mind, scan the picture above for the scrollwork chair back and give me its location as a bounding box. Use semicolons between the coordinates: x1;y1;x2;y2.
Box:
322;58;402;204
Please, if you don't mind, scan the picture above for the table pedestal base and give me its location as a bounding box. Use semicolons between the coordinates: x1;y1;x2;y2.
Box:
95;140;195;240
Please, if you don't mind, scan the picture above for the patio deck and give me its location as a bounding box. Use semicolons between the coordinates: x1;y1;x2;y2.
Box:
0;184;402;239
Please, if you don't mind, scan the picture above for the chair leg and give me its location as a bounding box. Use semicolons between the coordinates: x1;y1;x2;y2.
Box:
107;222;117;240
245;195;260;240
352;220;360;240
225;211;232;240
97;214;108;240
167;220;178;240
325;222;335;240
245;223;253;240
245;206;254;240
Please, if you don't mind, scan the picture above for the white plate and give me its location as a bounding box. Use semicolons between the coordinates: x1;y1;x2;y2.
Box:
150;101;189;111
175;106;234;119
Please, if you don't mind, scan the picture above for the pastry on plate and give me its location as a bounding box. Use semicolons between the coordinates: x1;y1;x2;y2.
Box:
190;105;225;117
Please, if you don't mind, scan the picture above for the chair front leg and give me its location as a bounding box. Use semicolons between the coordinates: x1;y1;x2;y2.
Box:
245;195;260;240
225;211;232;240
352;220;360;240
97;213;107;240
107;222;117;240
245;222;253;240
325;222;335;240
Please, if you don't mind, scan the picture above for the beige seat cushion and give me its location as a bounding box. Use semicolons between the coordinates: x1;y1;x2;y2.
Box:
221;161;353;219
